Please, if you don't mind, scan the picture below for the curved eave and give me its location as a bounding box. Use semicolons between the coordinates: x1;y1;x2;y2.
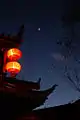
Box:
0;25;24;48
0;84;58;111
4;77;41;90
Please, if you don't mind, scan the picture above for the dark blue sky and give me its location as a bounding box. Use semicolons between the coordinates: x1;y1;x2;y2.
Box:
0;0;80;108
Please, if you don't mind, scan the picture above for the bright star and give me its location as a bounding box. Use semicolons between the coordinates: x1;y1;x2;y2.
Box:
38;28;40;31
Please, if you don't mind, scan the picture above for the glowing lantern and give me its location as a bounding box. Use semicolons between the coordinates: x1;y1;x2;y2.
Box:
7;48;22;61
5;62;21;74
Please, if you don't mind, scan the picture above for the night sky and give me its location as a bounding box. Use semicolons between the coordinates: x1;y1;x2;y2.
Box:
0;0;80;108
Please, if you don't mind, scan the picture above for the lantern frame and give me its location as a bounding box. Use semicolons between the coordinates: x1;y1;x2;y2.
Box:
7;48;22;61
5;61;21;74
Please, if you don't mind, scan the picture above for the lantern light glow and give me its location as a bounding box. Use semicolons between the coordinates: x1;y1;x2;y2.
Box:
5;61;21;74
7;48;22;61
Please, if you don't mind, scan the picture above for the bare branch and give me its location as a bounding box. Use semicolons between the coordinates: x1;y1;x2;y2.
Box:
74;68;80;84
64;66;80;92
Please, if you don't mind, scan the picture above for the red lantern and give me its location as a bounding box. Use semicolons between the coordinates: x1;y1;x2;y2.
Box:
5;62;21;74
7;48;22;61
